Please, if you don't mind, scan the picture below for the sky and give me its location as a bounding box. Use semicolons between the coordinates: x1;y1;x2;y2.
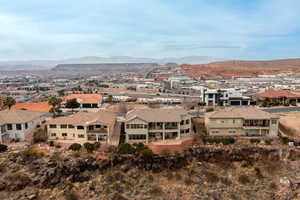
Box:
0;0;300;61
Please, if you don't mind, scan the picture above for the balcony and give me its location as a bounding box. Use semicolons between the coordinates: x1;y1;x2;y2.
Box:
243;120;270;128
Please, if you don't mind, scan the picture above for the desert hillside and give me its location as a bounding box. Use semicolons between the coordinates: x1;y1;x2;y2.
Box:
181;58;300;78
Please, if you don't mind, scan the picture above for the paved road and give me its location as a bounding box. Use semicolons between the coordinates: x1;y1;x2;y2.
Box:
262;106;300;113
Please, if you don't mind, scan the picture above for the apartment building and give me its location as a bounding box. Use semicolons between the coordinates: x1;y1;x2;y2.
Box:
206;107;279;137
47;110;117;144
0;110;47;143
125;108;192;144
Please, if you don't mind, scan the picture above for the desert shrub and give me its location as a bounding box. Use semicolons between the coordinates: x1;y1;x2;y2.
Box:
255;167;264;179
238;174;250;184
204;137;235;145
33;128;47;143
139;148;154;162
83;142;95;153
203;170;219;183
20;147;45;160
175;173;182;181
205;107;214;112
148;185;163;196
0;144;8;152
65;191;79;200
117;143;136;154
69;143;82;151
264;139;273;145
70;151;81;158
270;182;277;190
250;138;260;144
184;177;193;185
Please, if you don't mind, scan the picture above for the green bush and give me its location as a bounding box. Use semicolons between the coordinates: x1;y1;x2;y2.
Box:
280;136;291;145
250;138;260;144
204;137;235;145
205;107;214;112
283;103;290;107
264;139;273;145
69;143;82;151
83;142;95;153
133;143;147;153
118;143;136;154
0;144;8;152
139;148;154;161
238;174;250;184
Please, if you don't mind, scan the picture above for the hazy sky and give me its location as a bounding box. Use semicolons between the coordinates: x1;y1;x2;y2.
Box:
0;0;300;60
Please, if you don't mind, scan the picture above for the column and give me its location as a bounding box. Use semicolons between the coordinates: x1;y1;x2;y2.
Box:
162;123;165;141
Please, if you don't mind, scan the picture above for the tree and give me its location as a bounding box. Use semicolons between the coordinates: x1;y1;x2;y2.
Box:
4;96;16;110
0;144;8;152
48;96;62;117
65;98;80;112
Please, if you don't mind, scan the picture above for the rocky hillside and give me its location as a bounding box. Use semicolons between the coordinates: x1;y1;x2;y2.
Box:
1;145;300;200
182;58;300;78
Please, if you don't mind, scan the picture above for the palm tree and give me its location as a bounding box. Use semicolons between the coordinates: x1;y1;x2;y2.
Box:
4;96;16;110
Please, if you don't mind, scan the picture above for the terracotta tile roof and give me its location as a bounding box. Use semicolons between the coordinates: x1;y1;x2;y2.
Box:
64;94;102;104
209;107;279;120
258;90;300;98
126;108;189;122
47;110;116;126
11;102;52;113
0;110;46;124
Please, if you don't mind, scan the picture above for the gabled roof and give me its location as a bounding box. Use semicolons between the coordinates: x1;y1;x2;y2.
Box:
64;94;102;104
0;110;46;124
126;108;189;122
209;106;279;120
47;110;116;126
11;102;51;113
258;90;300;98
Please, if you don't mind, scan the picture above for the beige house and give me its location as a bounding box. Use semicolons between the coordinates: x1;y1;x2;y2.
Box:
206;107;279;137
125;108;192;144
0;110;47;143
47;110;117;144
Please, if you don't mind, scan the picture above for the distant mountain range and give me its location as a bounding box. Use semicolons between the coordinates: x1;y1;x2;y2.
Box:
0;56;222;70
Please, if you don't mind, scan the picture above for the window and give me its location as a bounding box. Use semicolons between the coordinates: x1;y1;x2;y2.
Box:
129;134;146;140
233;120;240;124
25;123;28;129
180;120;184;125
271;120;277;125
126;124;130;129
211;129;219;134
7;124;12;130
61;124;68;129
228;129;236;134
78;134;85;138
68;125;75;129
49;124;57;129
103;125;107;128
186;119;190;124
95;125;101;128
62;133;67;137
16;124;22;130
77;126;84;130
51;133;56;137
217;120;225;124
185;129;190;133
